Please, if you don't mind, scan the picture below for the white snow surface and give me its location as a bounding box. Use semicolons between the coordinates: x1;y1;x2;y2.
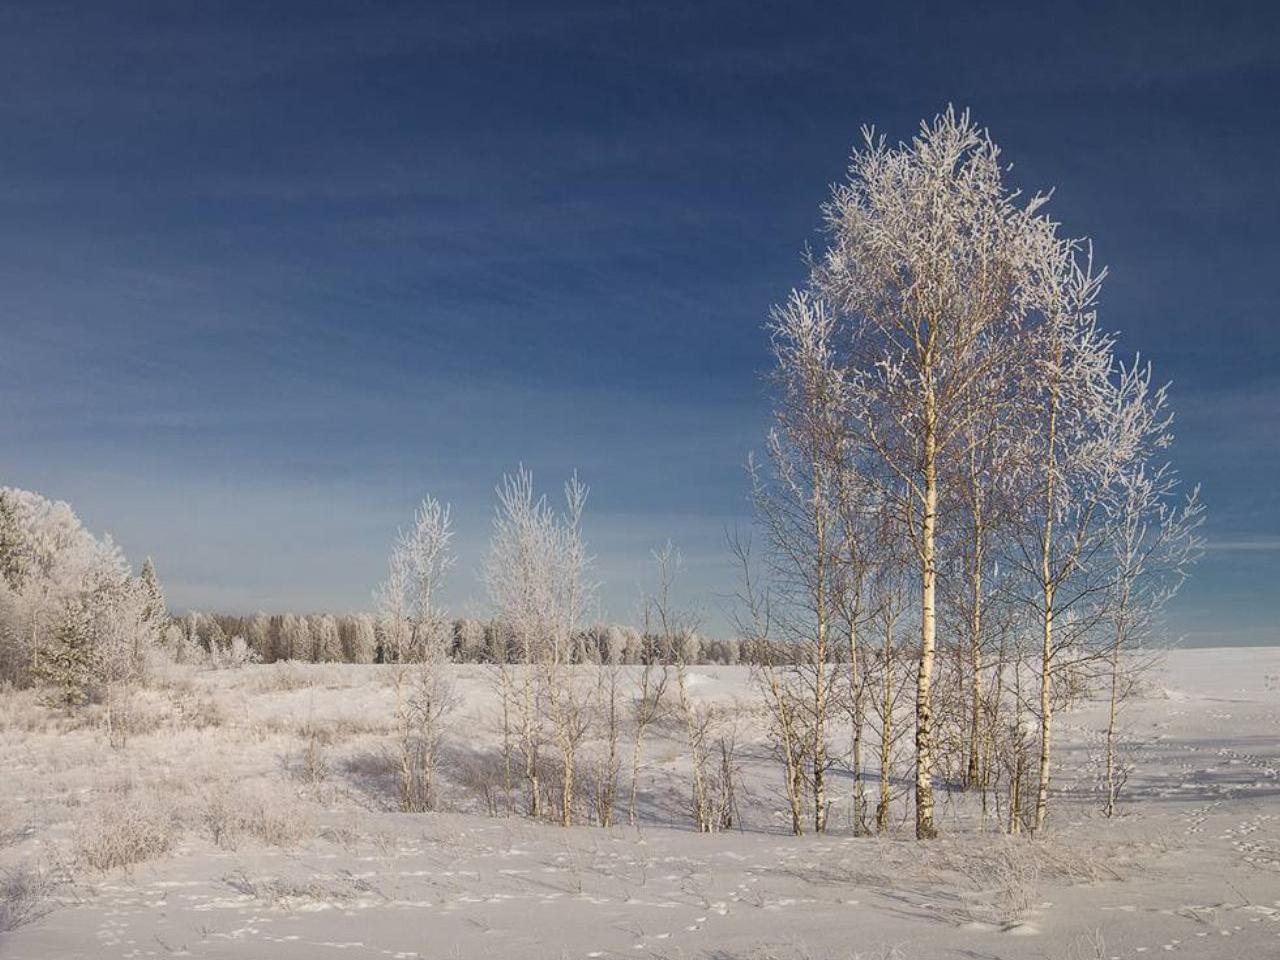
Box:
2;646;1278;959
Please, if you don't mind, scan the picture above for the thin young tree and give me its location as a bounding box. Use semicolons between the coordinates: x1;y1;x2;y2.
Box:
377;496;457;812
730;529;807;836
1098;364;1204;816
591;642;624;827
649;541;720;832
830;444;882;834
627;599;669;827
948;361;1017;790
870;580;908;833
756;291;845;833
1004;235;1128;833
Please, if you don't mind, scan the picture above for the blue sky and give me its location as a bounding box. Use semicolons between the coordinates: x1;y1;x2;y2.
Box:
1;1;1277;643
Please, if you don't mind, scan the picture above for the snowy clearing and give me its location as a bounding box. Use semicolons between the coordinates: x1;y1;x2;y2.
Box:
2;647;1277;959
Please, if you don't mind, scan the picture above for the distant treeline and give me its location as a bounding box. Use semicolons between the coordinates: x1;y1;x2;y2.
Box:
186;612;748;666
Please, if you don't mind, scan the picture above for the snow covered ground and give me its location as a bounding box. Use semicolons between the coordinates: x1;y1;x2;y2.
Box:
2;647;1278;959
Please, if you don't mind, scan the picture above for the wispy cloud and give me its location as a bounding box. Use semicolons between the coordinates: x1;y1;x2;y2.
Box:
1204;537;1280;553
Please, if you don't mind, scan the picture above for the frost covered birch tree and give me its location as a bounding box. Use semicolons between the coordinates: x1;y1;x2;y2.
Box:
377;496;457;811
755;291;845;833
730;529;807;835
484;466;596;825
757;106;1203;838
813;108;1037;838
1097;365;1203;816
1003;237;1121;834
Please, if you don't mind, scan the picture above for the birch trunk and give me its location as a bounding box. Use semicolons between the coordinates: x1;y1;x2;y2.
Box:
1034;583;1054;834
915;386;939;839
812;475;829;834
1033;372;1061;835
849;620;866;835
1103;627;1123;817
876;608;895;833
966;483;985;788
1009;657;1025;834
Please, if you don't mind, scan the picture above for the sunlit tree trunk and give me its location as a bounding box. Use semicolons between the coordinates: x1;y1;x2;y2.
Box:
812;470;830;834
849;614;866;835
876;603;896;833
1033;373;1060;835
915;380;939;839
1103;624;1123;818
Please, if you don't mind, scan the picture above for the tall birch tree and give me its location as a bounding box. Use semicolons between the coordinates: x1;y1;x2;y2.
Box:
814;108;1038;838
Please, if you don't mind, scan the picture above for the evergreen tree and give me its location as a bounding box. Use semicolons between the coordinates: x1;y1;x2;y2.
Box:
138;557;169;632
35;596;96;706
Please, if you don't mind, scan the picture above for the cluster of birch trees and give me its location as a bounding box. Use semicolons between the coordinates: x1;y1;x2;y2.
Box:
375;469;740;830
748;109;1203;839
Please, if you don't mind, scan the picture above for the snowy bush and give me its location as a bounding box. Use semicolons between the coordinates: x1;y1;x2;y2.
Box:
208;634;261;670
0;862;57;933
74;788;177;871
200;780;314;851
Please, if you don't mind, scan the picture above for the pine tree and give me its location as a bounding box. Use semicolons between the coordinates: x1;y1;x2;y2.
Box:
35;598;96;706
138;557;168;631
